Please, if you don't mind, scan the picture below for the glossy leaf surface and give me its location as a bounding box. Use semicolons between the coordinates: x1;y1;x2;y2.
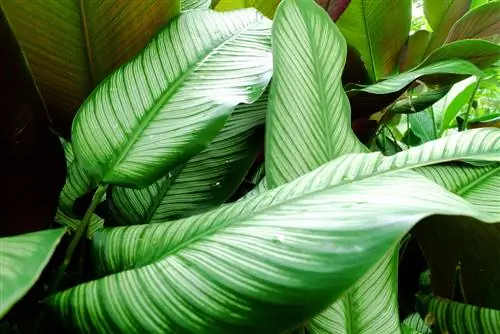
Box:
71;9;273;188
109;93;268;225
0;228;66;318
336;0;412;81
0;0;181;136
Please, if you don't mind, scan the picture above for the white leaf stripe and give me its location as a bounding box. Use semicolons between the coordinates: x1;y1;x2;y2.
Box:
72;9;273;188
266;0;366;188
109;92;267;225
309;248;400;333
181;0;212;11
417;163;500;215
50;171;498;333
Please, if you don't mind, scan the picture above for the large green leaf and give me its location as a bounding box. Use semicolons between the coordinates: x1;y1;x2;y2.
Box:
416;293;500;333
423;0;470;55
266;0;366;188
399;30;431;72
109;92;267;225
336;0;412;81
315;0;352;21
215;0;281;18
445;1;500;44
0;228;66;318
347;59;483;117
0;0;181;137
420;39;500;70
48;167;498;333
268;2;396;333
94;128;500;277
71;9;273;189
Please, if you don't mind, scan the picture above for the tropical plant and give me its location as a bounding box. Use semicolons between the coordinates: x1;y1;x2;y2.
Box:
1;0;499;333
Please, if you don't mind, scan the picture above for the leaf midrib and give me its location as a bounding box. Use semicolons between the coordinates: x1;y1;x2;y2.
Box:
79;0;98;88
104;15;266;181
456;165;500;197
360;0;377;81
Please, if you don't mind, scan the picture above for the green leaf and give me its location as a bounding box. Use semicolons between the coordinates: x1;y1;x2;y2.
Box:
399;30;431;72
390;86;450;114
336;0;412;81
181;0;218;10
0;228;66;318
416;293;500;333
445;1;500;44
71;9;273;189
48;168;498;332
315;0;352;21
266;0;366;188
347;59;483;117
0;0;181;136
423;0;470;55
215;0;281;18
109;92;267;225
439;76;479;134
410;110;438;143
420;39;500;70
55;139;104;237
401;313;431;334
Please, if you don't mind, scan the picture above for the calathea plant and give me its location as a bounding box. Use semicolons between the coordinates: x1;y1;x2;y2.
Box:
1;0;499;333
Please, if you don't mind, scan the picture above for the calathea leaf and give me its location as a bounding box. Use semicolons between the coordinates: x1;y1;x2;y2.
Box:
93;127;500;277
71;9;273;188
0;228;66;318
266;0;366;188
401;313;431;334
0;0;181;137
336;0;412;81
109;92;268;225
215;0;281;18
55;139;104;237
416;293;500;334
181;0;218;10
48;168;498;333
347;59;483;118
445;1;500;44
390;86;450;114
399;30;431;72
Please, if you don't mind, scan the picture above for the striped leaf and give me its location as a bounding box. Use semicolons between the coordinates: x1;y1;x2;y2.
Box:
181;0;217;10
266;0;366;188
0;228;66;318
48;168;498;333
336;0;412;81
55;139;104;237
71;9;273;188
0;0;180;137
401;313;431;334
416;293;500;333
108;92;267;225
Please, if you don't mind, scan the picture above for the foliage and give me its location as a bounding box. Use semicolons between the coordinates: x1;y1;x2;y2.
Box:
1;0;499;333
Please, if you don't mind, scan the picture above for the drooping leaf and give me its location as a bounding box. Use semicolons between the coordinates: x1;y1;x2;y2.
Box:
399;30;431;72
390;86;450;114
439;76;479;134
48;168;498;333
267;0;366;187
423;0;470;55
336;0;412;81
0;228;66;318
94;127;500;276
0;0;181;137
445;1;500;44
181;0;218;10
71;9;273;189
0;12;66;237
416;293;500;333
215;0;281;18
420;39;500;70
347;59;483;118
109;92;268;225
315;0;352;21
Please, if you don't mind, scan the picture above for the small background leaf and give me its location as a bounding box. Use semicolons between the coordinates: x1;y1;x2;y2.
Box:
399;30;431;72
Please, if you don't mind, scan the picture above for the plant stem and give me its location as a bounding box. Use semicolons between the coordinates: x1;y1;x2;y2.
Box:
51;184;108;292
461;78;481;131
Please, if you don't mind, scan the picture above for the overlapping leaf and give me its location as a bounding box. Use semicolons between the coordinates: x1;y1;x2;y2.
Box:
215;0;281;18
0;0;181;136
71;9;273;188
109;93;267;225
48;167;498;333
0;228;66;318
399;30;431;72
336;0;412;81
181;0;216;10
266;0;366;188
